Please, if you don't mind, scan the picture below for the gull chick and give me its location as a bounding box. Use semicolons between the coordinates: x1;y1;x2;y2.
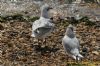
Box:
31;4;54;39
62;24;83;60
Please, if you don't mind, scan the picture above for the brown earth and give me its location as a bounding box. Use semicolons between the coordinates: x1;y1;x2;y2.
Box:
0;20;100;66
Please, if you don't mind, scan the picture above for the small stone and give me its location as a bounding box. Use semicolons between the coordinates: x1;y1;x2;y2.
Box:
0;24;4;30
92;51;99;55
0;50;2;56
82;47;88;52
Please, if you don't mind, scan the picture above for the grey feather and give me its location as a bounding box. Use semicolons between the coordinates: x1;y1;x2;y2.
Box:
62;24;83;60
31;4;54;39
34;26;54;38
66;24;75;38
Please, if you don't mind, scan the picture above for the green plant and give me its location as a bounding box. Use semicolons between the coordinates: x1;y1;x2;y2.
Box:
29;16;39;22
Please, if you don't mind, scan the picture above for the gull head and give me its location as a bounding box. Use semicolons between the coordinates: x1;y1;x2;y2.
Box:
41;4;52;12
65;24;75;38
41;4;53;18
66;24;74;32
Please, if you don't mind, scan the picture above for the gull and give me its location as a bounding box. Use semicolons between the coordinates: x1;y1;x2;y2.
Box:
62;24;83;61
31;4;55;45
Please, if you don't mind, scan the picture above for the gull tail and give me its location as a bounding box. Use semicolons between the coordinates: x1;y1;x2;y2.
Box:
31;34;35;37
72;54;83;60
76;54;83;60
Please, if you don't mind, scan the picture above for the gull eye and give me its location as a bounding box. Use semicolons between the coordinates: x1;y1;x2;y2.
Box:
70;27;73;31
47;7;52;11
47;8;50;11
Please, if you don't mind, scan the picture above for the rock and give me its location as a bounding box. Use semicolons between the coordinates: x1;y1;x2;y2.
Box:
92;51;99;55
0;24;4;30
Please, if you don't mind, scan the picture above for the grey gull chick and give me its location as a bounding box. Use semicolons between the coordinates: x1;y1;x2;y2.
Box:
62;24;83;60
31;4;55;45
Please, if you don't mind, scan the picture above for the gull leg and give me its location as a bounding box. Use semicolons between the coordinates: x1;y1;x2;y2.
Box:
35;38;41;45
37;39;40;45
43;38;47;46
76;56;78;63
33;38;39;45
76;55;81;65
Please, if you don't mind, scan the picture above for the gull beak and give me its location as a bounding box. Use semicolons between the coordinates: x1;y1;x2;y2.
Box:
50;17;53;20
47;7;53;11
49;7;53;9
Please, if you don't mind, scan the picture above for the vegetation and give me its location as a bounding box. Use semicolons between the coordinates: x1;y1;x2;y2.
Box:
0;14;96;27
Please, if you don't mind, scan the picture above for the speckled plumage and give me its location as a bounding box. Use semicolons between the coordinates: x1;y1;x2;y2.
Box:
31;4;54;39
62;24;83;60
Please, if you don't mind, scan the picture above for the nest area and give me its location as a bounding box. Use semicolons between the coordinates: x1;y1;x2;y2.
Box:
0;14;100;66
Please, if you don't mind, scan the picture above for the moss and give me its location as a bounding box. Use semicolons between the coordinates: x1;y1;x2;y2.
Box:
11;14;25;21
70;17;80;25
0;15;5;22
79;16;96;26
0;14;26;22
0;14;39;22
61;20;69;27
5;14;26;21
0;14;96;27
79;16;89;22
66;17;81;25
85;21;96;26
29;16;39;22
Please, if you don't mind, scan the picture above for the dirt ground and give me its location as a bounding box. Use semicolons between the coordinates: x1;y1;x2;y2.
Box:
0;20;100;66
